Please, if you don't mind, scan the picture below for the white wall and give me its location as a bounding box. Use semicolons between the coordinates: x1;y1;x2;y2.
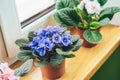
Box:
103;0;120;25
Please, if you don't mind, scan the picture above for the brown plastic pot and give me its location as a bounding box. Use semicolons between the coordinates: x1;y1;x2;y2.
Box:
40;60;65;80
68;27;97;48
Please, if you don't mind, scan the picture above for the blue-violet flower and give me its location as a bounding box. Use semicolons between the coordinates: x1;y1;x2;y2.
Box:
62;34;72;46
52;33;61;43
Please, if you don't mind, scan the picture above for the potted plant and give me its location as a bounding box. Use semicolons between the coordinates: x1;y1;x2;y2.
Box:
54;0;120;47
0;62;19;80
14;25;83;79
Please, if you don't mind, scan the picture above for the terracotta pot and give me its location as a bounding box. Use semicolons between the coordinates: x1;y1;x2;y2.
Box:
67;26;79;35
76;27;97;48
68;27;97;48
40;60;65;80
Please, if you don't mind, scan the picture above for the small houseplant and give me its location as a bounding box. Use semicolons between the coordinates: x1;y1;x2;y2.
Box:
14;25;83;79
54;0;120;47
0;62;19;80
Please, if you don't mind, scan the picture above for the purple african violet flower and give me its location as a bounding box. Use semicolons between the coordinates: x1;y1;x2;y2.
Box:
58;43;64;47
50;26;63;34
52;33;61;43
62;34;72;46
29;25;74;56
36;44;46;56
29;37;40;49
44;38;54;51
38;28;50;39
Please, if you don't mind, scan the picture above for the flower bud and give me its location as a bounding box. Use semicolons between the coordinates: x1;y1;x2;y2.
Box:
91;14;99;21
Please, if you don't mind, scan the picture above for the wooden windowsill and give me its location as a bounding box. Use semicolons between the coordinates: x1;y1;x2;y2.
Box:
11;24;120;80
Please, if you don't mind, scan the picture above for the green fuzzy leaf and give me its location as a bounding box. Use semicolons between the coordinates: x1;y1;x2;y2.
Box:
83;29;102;44
17;50;34;61
100;7;120;20
72;35;80;42
62;45;74;52
19;46;31;50
14;59;33;77
56;0;79;10
62;54;75;58
34;60;48;67
28;31;35;41
15;39;29;47
50;54;64;67
54;8;80;27
72;39;83;51
90;18;110;29
99;17;110;25
90;22;101;29
97;0;108;6
54;12;66;26
56;48;71;55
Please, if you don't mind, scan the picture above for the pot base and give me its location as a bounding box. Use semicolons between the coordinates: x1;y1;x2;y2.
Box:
76;27;97;48
68;27;97;48
40;60;65;80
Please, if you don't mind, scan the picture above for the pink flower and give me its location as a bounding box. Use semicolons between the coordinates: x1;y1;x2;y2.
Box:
78;0;101;14
77;0;89;10
84;0;101;14
0;62;19;80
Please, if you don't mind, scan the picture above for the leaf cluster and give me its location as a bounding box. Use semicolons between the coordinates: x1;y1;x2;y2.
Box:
14;29;83;76
54;0;120;44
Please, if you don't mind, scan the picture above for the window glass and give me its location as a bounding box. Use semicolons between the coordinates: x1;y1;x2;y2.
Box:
15;0;55;25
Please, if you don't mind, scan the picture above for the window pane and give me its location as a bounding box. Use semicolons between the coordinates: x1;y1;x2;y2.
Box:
15;0;55;23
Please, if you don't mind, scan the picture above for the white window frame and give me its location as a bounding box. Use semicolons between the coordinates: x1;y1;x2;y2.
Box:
15;0;55;23
0;0;57;64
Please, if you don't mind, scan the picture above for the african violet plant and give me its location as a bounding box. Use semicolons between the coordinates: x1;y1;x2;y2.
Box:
0;62;19;80
14;25;83;76
54;0;120;44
